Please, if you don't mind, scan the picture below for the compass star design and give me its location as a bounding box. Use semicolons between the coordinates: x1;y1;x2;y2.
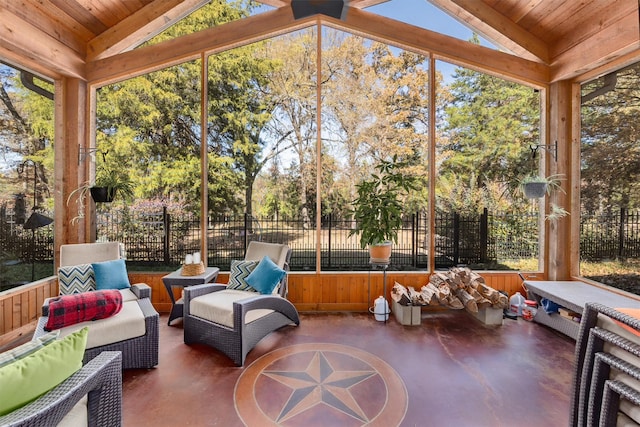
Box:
235;343;407;427
262;351;377;423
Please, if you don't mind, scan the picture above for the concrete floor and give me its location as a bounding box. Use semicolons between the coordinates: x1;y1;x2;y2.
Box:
122;310;575;426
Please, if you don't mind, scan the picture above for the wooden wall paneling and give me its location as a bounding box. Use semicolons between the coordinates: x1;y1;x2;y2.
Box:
0;272;530;344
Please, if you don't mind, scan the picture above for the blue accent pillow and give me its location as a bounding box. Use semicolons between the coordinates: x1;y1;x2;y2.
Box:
245;256;286;295
92;259;131;290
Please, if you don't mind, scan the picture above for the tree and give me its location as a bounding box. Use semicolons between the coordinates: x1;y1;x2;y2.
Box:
581;65;640;212
440;38;539;213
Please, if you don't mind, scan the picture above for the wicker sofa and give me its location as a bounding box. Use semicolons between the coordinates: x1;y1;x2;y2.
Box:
571;303;640;426
183;241;300;366
0;351;122;427
32;242;159;369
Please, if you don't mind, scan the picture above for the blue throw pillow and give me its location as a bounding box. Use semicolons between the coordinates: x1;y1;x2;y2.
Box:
92;259;131;290
245;256;286;295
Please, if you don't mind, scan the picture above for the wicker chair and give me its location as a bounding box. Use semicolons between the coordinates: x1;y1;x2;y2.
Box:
183;241;300;366
0;351;122;427
570;302;640;427
32;242;159;369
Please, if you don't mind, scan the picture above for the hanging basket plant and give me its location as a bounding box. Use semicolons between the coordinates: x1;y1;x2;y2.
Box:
519;174;563;199
89;186;116;203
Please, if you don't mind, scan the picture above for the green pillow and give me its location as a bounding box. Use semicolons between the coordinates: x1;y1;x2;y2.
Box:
0;330;60;368
0;327;88;416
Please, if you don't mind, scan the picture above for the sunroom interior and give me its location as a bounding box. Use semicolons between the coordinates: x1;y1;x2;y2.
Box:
2;0;638;320
1;0;640;425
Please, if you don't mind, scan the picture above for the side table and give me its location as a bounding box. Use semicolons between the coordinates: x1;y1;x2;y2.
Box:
162;267;219;326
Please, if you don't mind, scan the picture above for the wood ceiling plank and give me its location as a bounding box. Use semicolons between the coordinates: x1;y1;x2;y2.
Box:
0;0;88;54
551;12;640;81
336;6;548;86
87;0;209;61
87;6;312;86
501;0;546;24
515;0;568;34
549;0;635;58
429;0;549;63
48;0;109;35
0;7;85;78
74;0;131;27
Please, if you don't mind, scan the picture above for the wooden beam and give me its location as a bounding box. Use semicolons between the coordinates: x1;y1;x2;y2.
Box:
550;12;640;82
0;7;85;79
429;0;549;64
1;0;88;55
87;6;313;86
347;0;390;8
87;0;210;62
256;0;290;7
336;7;549;87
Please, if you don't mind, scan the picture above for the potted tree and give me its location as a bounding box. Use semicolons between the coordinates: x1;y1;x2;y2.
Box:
349;156;417;264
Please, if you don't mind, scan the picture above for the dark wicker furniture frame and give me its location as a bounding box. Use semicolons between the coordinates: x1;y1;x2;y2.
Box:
0;351;122;427
183;245;300;366
33;284;159;369
571;302;640;427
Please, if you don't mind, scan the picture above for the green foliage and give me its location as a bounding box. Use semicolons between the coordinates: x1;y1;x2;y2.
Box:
349;156;418;248
441;41;539;203
581;64;640;212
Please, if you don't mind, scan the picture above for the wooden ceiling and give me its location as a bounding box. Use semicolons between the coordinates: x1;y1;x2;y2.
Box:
1;0;638;84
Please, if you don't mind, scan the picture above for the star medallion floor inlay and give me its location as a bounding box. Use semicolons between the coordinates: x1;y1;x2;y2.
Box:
235;343;408;426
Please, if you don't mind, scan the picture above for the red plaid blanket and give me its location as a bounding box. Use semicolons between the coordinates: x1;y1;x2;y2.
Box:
45;290;123;331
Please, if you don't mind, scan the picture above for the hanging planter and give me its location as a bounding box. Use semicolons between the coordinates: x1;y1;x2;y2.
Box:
519;174;563;199
90;186;116;203
522;181;548;199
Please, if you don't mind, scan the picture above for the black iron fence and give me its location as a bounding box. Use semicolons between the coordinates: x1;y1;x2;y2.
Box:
2;208;639;274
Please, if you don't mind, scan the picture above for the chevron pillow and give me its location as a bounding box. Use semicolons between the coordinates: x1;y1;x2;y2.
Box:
58;264;96;295
226;260;259;292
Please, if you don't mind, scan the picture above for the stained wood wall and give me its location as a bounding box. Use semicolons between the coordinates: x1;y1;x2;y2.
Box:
0;271;529;347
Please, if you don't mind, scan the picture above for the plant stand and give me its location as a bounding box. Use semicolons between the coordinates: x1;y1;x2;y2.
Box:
368;261;390;323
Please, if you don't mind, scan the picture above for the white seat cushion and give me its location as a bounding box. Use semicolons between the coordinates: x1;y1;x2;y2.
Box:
119;288;138;302
190;289;274;328
57;395;88;427
57;300;146;349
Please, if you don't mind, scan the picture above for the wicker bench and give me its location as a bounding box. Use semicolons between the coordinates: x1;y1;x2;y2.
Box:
524;280;640;339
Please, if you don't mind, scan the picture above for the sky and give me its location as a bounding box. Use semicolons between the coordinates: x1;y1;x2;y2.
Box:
366;0;498;82
0;0;497;175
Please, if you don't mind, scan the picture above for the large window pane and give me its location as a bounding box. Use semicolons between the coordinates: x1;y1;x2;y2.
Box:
580;64;640;291
95;60;203;270
436;60;541;271
0;63;54;289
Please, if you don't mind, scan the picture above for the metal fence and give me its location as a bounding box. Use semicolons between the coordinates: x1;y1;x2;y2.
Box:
2;208;639;273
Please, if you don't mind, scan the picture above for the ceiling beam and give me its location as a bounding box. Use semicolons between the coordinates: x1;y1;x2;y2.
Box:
551;11;640;82
0;7;84;79
428;0;549;64
88;2;549;88
336;6;549;86
347;0;390;8
87;6;313;86
256;0;290;7
86;0;210;62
